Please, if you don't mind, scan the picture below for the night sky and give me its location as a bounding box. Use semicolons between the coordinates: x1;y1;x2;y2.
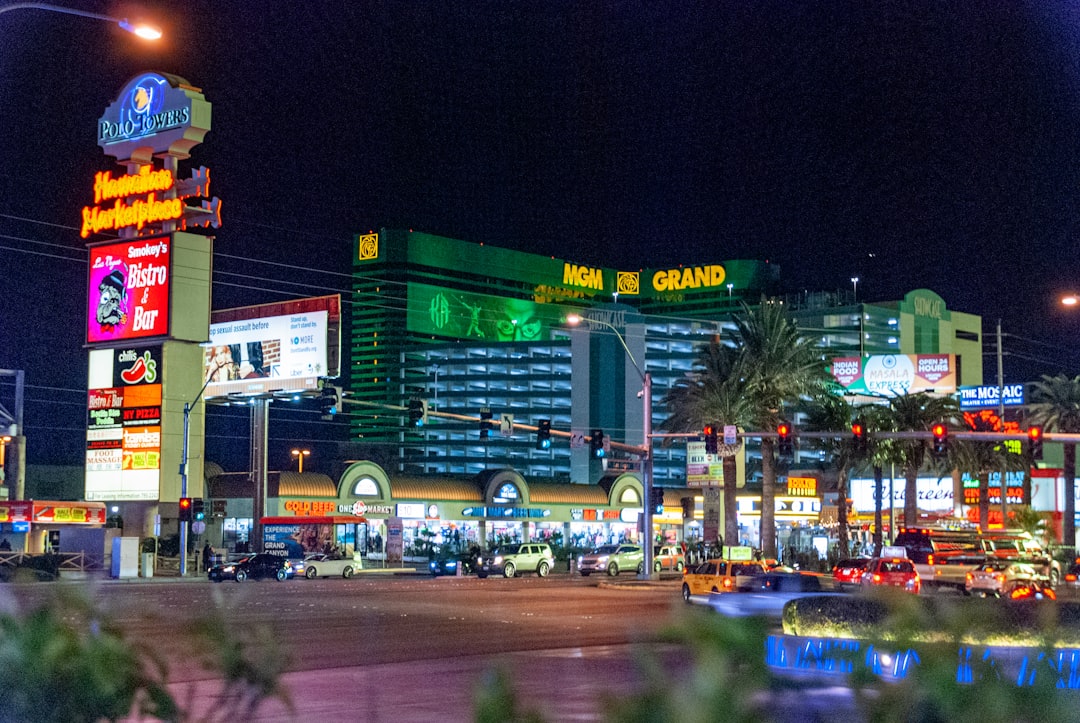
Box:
4;2;1080;471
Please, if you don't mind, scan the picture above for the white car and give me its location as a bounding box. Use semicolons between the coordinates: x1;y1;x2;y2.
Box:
302;553;361;579
706;572;844;619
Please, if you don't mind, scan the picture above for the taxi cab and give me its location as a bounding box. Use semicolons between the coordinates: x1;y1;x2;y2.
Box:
682;558;768;602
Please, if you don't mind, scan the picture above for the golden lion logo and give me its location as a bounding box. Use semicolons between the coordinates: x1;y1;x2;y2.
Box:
616;271;640;295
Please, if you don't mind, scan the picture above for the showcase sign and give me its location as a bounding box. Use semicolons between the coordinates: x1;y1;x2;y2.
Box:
831;354;956;395
87;238;171;343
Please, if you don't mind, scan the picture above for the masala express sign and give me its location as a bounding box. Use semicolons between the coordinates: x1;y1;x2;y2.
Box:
830;354;956;395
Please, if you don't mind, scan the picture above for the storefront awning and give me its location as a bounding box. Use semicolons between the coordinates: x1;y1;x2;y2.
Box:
389;476;484;502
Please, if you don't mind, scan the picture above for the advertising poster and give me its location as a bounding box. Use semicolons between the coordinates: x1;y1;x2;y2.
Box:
830;354;956;395
406;282;566;342
87;237;171;344
263;522;334;559
202;310;328;399
685;440;722;487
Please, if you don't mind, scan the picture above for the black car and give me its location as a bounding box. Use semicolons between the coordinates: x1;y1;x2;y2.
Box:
429;553;477;577
208;553;292;582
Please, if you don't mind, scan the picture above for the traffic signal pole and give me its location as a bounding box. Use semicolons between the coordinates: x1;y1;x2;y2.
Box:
179;367;223;577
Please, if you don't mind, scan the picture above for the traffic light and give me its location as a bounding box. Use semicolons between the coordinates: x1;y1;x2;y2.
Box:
590;429;605;458
178;497;192;522
931;422;948;456
407;398;428;427
480;408;493;439
650;486;665;513
703;424;718;455
777;421;794;457
852;418;868;457
1028;426;1044;460
320;385;341;420
192;498;206;522
536;419;552;450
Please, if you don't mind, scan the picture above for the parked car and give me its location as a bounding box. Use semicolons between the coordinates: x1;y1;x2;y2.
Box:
303;552;361;579
965;561;1041;597
578;544;644;577
706;572;844;618
832;558;871;590
208;553;292;582
429;552;478;577
860;557;920;594
478;543;554;578
653;544;685;573
682;558;769;602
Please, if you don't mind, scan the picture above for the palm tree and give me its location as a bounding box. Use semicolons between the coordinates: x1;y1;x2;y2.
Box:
1010;505;1051;547
1028;374;1080;550
733;302;831;559
949;437;1024;533
660;336;751;548
803;387;859;557
872;392;960;528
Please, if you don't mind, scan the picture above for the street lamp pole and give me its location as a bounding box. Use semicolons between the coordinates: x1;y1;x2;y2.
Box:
567;314;657;580
291;449;310;473
0;2;163;38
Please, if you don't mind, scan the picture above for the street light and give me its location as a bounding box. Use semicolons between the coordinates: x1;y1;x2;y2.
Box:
566;313;657;580
851;277;859;301
291;448;311;473
0;2;163;39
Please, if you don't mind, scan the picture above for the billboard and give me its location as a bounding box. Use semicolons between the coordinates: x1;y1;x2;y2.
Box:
202;296;340;400
85;345;163;501
87;237;171;344
830;354;956;395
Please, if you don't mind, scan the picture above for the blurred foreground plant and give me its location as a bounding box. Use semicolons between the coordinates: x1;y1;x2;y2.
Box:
0;584;289;723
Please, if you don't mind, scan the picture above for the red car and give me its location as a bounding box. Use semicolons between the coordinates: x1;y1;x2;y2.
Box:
861;557;921;594
833;558;871;590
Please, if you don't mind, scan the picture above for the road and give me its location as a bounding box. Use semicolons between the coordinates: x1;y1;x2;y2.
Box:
1;572;699;721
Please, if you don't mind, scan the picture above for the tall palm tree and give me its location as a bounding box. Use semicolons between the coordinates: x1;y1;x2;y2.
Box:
660;336;751;548
733;302;831;559
803;387;859;557
1028;374;1080;549
949;437;1024;533
872;392;959;528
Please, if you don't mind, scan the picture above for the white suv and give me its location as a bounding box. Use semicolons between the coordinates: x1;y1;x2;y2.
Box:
478;543;554;578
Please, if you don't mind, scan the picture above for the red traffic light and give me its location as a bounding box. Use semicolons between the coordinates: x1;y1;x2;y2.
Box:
178;496;192;522
851;422;865;437
179;497;192;510
931;423;947;439
703;424;715;436
777;422;791;438
1028;426;1043;441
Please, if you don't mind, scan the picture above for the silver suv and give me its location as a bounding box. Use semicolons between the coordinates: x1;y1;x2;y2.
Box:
478;543;554;578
